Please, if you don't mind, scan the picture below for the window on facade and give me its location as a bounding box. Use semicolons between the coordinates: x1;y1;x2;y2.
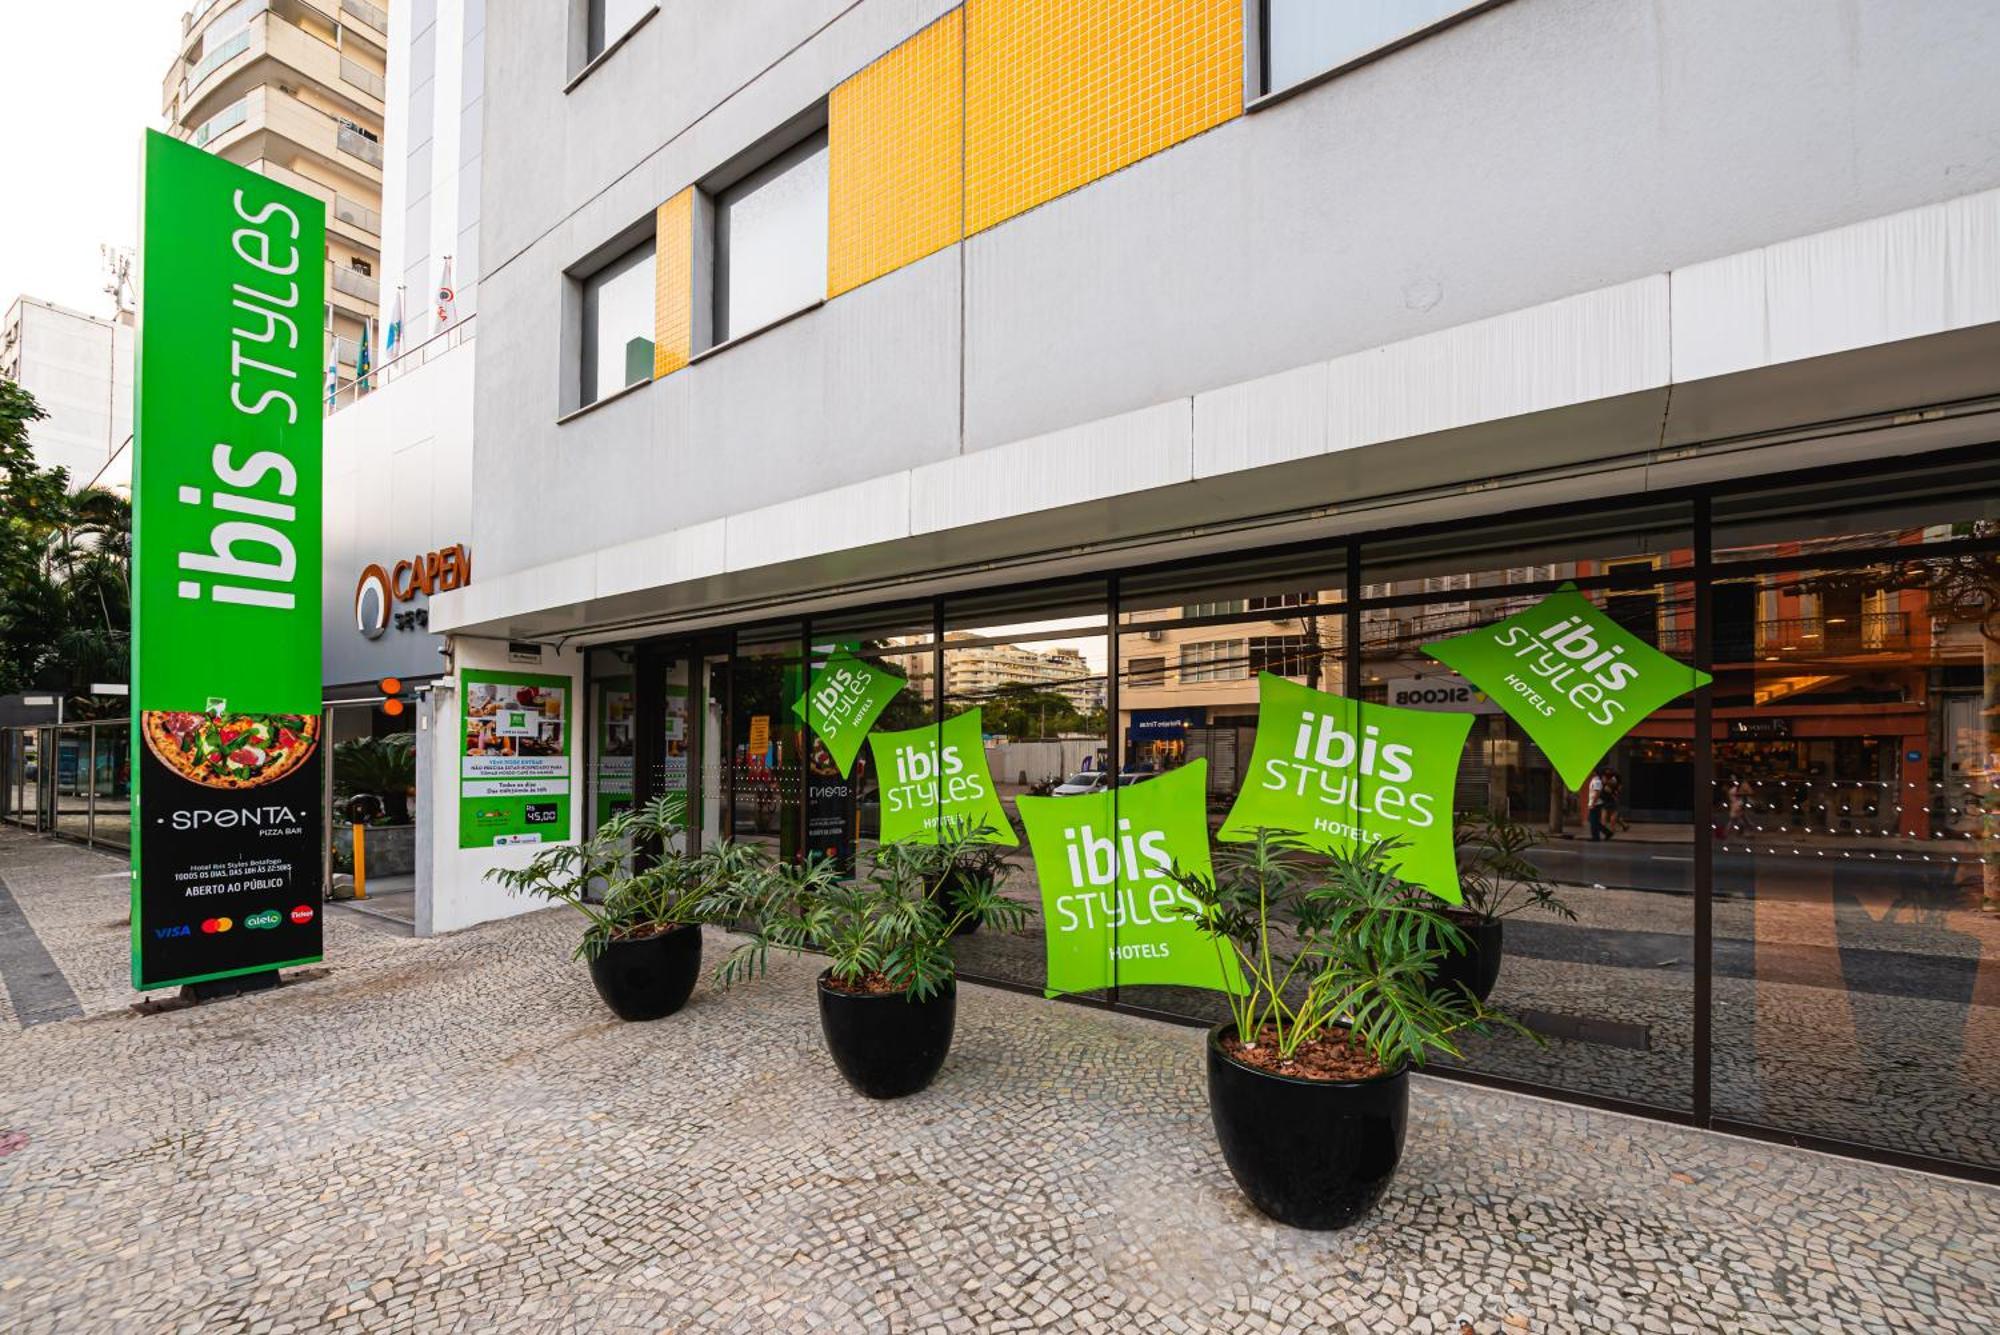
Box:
1247;635;1315;678
586;0;652;63
1128;656;1166;689
578;238;655;409
1182;600;1246;619
1247;592;1317;611
713;130;829;345
1261;0;1490;97
1179;639;1247;685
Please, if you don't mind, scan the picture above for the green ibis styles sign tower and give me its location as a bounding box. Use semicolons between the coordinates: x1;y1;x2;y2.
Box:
130;132;326;990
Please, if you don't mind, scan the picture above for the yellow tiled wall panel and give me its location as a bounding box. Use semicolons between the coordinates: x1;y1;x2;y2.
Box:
828;9;965;298
964;0;1242;237
653;187;694;378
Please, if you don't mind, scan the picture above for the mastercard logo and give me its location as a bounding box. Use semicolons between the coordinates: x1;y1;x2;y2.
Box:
290;904;315;926
200;917;234;934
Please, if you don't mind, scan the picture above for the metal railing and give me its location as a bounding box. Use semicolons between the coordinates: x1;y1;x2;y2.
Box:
328;314;476;411
339;55;385;99
331;265;381;304
1;722;132;853
335;123;383;167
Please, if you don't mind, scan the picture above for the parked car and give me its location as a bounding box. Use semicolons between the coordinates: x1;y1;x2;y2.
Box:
1051;772;1107;796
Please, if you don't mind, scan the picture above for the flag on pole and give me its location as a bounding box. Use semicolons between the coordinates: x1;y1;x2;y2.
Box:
435;256;457;329
385;285;403;358
356;318;372;394
325;352;339;408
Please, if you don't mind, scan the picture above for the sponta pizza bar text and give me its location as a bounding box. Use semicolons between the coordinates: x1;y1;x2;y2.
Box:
175;189;307;613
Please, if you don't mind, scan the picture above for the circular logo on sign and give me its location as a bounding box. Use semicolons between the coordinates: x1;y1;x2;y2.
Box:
355;564;391;640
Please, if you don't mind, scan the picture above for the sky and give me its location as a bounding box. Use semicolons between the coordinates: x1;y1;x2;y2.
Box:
0;3;185;319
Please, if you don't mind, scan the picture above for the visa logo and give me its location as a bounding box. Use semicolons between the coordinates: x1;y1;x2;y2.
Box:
153;924;192;939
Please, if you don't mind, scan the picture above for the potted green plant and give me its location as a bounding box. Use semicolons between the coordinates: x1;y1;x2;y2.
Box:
1442;813;1578;1002
487;795;772;1021
724;823;1030;1098
1178;832;1530;1230
923;839;1013;936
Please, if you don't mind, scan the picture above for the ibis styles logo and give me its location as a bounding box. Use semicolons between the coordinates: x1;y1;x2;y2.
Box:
1220;674;1470;904
793;651;904;778
1019;762;1243;998
866;709;1017;846
1423;584;1711;790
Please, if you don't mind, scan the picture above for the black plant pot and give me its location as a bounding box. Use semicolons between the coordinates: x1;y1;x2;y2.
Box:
1430;912;1504;1003
585;923;703;1021
816;970;956;1099
1206;1025;1408;1230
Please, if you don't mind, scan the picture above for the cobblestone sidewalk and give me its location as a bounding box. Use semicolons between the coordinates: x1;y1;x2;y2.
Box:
0;828;1996;1332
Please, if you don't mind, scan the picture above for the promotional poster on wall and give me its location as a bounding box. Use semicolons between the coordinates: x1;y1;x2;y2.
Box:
592;676;634;827
460;670;571;847
130;132;326;990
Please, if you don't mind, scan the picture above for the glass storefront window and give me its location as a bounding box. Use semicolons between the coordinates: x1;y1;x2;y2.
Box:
1114;551;1346;1019
804;606;938;867
585;646;636;839
1358;508;1698;1110
326;702;419;917
575;458;2000;1176
942;583;1109;994
728;624;805;861
1709;550;2000;1169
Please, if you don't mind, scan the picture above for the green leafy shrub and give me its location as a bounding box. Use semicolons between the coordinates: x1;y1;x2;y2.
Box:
486;794;773;961
722;822;1031;999
1178;831;1533;1074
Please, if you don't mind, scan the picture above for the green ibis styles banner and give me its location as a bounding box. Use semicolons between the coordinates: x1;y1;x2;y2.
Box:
1423;584;1712;791
1220;674;1470;904
1019;762;1245;998
866;708;1018;846
460;670;572;846
793;650;903;778
131;132;327;990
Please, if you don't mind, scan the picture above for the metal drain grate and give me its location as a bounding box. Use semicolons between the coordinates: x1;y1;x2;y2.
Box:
1517;1009;1653;1050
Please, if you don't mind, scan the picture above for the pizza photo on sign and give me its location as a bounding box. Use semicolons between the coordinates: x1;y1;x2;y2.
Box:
142;710;320;790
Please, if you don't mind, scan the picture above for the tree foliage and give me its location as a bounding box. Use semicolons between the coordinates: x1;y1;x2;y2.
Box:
0;381;129;710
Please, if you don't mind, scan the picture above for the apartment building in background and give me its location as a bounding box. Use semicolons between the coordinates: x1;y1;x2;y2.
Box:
942;634;1103;715
161;0;391;387
0;297;134;492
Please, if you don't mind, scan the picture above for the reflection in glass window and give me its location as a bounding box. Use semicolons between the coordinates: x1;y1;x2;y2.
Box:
1364;571;1699;1113
1711;548;2000;1170
728;628;803;862
1179;639;1247;685
1262;0;1488;96
1248;634;1315;678
578;239;655;408
586;0;652;62
940;603;1110;997
714;131;829;344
